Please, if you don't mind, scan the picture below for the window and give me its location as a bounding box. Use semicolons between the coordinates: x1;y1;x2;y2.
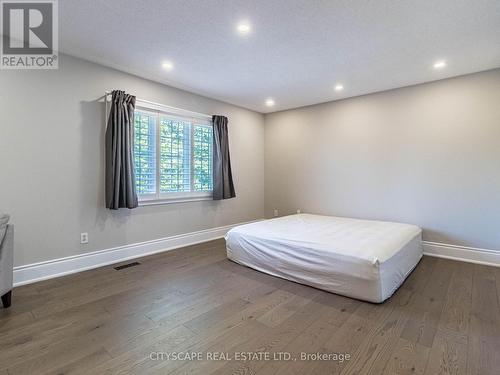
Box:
133;105;213;203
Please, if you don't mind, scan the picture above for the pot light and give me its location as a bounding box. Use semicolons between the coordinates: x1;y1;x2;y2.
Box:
334;84;344;92
237;22;251;35
265;98;275;107
162;61;174;71
433;60;446;69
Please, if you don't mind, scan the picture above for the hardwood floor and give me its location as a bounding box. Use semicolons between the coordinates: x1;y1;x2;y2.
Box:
1;239;499;374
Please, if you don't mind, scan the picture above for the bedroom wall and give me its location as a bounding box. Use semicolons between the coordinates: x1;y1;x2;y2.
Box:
264;68;500;251
0;54;265;267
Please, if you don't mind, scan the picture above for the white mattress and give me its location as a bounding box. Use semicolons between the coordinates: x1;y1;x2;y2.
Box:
225;214;422;303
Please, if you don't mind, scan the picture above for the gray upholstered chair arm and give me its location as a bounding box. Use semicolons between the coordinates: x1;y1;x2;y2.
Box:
0;225;14;298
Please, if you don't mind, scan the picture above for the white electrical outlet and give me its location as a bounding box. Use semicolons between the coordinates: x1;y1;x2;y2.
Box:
296;209;301;214
273;209;279;217
80;232;89;244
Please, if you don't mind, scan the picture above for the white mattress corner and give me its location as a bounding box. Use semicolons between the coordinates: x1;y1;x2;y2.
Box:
226;213;422;303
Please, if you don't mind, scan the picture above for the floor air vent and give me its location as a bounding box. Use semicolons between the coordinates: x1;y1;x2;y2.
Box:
114;261;141;270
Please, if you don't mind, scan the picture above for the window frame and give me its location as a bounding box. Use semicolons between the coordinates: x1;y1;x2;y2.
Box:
133;100;213;205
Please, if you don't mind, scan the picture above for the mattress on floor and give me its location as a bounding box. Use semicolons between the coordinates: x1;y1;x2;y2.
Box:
225;214;422;303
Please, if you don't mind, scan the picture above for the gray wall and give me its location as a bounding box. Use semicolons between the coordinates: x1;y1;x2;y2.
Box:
2;55;498;267
0;55;265;266
265;69;500;250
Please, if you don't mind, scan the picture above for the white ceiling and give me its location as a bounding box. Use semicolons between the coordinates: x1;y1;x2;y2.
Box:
59;0;500;113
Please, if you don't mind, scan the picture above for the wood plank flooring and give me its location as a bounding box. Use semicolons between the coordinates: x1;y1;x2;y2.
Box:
1;239;499;374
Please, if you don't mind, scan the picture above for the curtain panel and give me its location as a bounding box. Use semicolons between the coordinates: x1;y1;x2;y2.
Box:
105;90;138;209
212;115;236;200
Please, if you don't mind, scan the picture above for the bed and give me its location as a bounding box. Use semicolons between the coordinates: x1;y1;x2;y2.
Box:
225;214;422;303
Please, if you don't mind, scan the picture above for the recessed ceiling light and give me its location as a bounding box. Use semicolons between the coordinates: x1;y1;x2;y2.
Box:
334;84;344;91
162;61;174;71
237;21;251;35
433;60;446;69
265;98;275;107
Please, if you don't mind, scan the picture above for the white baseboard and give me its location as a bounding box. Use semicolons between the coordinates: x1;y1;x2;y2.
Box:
13;219;262;287
14;224;499;287
423;241;500;267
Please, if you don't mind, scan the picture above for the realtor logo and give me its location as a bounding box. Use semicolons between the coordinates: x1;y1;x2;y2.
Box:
1;0;58;69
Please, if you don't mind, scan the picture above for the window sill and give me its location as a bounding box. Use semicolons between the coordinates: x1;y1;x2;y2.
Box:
138;196;214;206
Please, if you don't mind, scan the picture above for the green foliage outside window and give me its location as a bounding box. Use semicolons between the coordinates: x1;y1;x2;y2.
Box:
134;110;213;197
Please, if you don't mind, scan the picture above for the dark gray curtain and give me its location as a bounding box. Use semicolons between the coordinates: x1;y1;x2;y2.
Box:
212;115;236;200
105;90;138;209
